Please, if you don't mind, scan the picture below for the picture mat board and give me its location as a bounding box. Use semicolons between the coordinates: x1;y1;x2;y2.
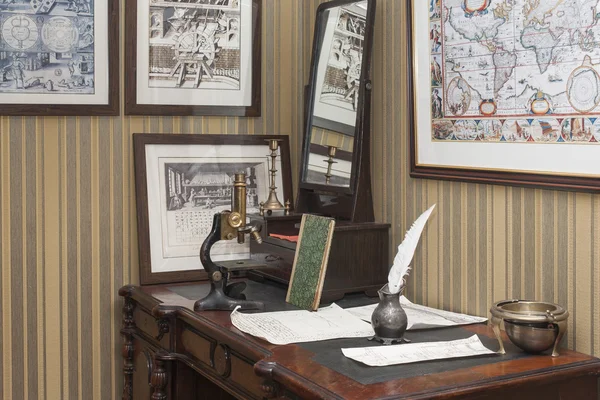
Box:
286;214;336;311
144;143;285;275
136;0;253;107
413;0;600;178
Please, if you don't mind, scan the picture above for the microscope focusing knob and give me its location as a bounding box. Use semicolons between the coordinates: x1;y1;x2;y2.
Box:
228;212;243;228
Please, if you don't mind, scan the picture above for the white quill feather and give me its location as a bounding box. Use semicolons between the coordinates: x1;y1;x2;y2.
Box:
387;204;436;294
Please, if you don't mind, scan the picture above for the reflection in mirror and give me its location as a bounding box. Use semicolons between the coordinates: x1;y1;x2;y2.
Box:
307;127;354;187
304;0;369;188
313;1;367;133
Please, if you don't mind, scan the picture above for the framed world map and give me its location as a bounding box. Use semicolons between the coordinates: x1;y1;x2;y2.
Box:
410;0;600;191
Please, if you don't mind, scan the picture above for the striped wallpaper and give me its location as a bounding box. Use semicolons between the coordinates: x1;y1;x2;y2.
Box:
311;127;354;152
0;1;598;400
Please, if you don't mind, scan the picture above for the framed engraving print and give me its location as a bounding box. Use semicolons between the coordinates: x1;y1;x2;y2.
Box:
0;0;119;115
409;0;600;192
125;0;261;116
134;134;293;285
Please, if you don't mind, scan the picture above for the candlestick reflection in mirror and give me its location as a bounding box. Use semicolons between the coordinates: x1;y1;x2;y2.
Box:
324;145;338;185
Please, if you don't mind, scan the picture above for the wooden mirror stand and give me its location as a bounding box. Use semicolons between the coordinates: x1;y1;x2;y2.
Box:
249;0;390;302
297;0;376;222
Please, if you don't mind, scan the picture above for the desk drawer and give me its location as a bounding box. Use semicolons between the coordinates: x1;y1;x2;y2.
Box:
229;354;264;398
251;240;296;266
249;240;294;284
179;324;264;399
180;326;213;368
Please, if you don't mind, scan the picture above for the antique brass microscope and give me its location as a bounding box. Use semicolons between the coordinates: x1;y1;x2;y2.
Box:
193;173;265;311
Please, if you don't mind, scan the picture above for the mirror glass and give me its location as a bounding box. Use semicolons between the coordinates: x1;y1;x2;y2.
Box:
303;0;370;188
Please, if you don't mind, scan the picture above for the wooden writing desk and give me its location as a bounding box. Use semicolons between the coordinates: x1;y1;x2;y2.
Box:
119;281;600;400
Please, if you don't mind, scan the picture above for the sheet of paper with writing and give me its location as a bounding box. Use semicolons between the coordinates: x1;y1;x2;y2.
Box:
346;296;487;330
230;303;374;345
342;335;496;367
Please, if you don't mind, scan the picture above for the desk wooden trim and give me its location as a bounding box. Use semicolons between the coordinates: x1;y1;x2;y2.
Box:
119;284;600;400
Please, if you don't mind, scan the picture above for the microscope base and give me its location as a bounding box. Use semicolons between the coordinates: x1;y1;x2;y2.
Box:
193;280;264;311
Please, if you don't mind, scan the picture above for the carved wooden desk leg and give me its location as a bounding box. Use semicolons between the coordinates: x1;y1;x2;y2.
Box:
121;297;136;400
151;353;172;400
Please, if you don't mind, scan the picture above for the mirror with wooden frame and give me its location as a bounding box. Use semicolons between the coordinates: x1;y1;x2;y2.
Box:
247;0;389;301
297;0;376;223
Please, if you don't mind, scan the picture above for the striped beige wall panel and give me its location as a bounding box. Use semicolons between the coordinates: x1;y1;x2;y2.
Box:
1;1;600;400
0;1;311;399
311;127;354;152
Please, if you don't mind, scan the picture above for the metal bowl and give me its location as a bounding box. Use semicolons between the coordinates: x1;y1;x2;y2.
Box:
489;300;569;357
503;320;558;354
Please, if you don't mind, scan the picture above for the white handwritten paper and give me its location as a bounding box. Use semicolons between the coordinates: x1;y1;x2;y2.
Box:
230;304;374;345
346;296;487;330
342;335;496;366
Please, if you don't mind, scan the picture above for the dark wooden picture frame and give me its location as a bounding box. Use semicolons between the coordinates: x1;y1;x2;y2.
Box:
125;0;262;116
134;134;293;285
0;0;119;116
408;0;600;193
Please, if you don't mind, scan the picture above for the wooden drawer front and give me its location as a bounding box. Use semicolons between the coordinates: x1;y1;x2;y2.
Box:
133;307;171;349
229;353;264;398
180;326;214;368
179;325;263;399
251;240;296;266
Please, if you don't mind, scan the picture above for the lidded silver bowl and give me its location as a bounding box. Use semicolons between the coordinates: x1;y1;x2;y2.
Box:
489;300;569;357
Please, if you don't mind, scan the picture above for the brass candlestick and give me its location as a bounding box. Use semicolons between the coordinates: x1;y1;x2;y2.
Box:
324;145;338;185
259;139;290;216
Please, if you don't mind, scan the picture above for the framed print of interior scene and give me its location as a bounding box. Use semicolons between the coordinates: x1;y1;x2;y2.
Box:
125;0;261;116
133;134;293;285
409;0;600;191
0;0;119;115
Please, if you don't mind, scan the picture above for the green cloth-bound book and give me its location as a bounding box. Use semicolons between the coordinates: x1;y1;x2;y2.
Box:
286;214;336;311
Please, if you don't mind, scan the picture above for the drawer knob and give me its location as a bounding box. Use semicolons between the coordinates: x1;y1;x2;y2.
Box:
212;344;231;378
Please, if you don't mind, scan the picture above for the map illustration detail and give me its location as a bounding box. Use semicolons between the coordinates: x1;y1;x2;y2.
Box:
429;0;600;144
